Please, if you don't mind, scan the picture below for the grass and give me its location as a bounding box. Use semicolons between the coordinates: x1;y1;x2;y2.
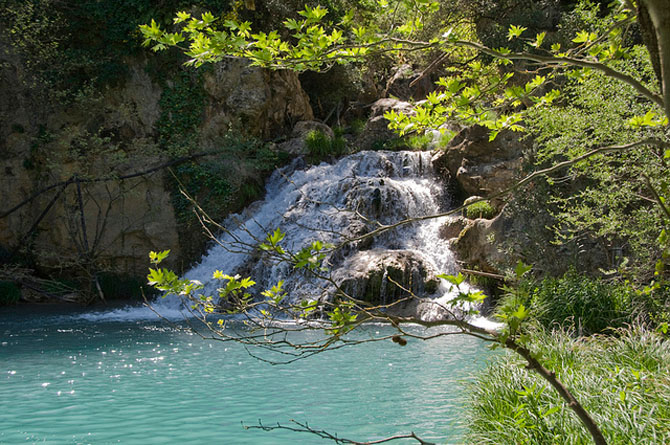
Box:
466;327;670;444
305;129;346;162
497;271;638;335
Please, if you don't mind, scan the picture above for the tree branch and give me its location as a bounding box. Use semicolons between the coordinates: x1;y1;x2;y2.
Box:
244;419;436;445
0;149;224;219
455;40;665;110
504;337;607;445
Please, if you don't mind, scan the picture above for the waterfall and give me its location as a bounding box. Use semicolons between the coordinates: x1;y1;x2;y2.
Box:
82;150;493;325
177;150;467;316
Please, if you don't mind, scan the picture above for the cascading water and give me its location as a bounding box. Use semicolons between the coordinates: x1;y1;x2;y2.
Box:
167;150;473;319
84;150;489;324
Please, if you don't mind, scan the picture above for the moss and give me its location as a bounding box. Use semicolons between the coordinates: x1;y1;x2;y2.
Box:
156;68;206;156
466;200;497;219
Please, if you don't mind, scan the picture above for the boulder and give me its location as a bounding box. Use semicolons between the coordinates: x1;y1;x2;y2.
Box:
439;216;469;240
355;98;413;150
201;58;313;139
333;249;440;306
433;125;529;201
276;120;335;156
451;216;505;274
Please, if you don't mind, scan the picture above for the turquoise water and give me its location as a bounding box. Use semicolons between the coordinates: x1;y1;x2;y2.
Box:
1;305;490;444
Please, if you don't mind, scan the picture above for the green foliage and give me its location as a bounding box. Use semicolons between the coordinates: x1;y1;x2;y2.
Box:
305;130;347;162
404;133;433;151
171;161;233;223
527;45;666;280
497;270;637;335
327;301;358;336
157;69;206;155
467;327;670;444
438;272;488;317
293;240;334;271
149;250;171;264
170;135;283;222
0;281;21;305
213;271;256;313
465;200;496;219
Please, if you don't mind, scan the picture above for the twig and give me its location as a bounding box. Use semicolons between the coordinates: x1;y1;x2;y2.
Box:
0;149;224;219
244;419;436;445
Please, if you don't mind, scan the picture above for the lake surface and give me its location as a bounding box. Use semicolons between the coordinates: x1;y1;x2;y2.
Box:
1;304;491;444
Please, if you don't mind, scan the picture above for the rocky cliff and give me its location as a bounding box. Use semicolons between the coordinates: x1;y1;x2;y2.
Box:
0;41;313;298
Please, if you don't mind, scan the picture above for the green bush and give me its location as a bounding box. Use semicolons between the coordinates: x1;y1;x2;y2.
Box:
498;271;636;335
466;200;496;219
467;327;670;444
305;130;346;162
0;281;21;305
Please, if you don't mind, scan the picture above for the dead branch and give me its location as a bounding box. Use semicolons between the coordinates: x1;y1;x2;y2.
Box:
244;419;436;445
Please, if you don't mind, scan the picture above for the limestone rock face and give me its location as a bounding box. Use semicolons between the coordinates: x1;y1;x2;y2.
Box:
0;54;315;281
439;216;469;240
355;98;413;150
450;216;504;274
333;249;440;306
201;59;313;140
433;125;529;199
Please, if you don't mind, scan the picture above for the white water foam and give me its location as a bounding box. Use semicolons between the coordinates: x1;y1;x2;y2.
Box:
80;150;491;325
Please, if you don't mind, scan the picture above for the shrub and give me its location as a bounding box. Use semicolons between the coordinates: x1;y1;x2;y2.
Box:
467;327;670;444
305;130;346;162
498;270;637;335
466;200;496;219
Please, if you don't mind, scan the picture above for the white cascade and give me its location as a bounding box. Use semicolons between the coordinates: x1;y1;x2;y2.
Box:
82;150;493;326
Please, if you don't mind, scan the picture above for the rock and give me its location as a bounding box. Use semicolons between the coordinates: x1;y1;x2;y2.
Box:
201;58;313;139
0;51;319;284
333;249;440;306
291;120;334;139
355;98;413;150
383;64;434;101
450;207;518;274
451;217;501;274
104;60;162;136
277;120;335;156
432;125;529;201
439;216;469;240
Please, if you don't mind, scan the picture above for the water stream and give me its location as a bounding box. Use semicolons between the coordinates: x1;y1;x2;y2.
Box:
1;151;495;443
1;306;490;444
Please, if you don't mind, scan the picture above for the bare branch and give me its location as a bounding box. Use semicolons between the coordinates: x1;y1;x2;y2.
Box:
244;419;436;445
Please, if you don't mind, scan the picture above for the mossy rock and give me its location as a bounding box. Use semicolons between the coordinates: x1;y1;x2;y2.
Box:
466;200;497;219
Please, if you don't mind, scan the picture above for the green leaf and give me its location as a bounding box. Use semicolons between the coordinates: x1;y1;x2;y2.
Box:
572;30;591;43
437;273;464;286
507;25;527;41
514;261;532;279
149;250;170;264
512;304;528;320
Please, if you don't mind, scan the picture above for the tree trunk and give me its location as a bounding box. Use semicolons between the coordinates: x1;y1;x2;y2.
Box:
640;0;670;119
